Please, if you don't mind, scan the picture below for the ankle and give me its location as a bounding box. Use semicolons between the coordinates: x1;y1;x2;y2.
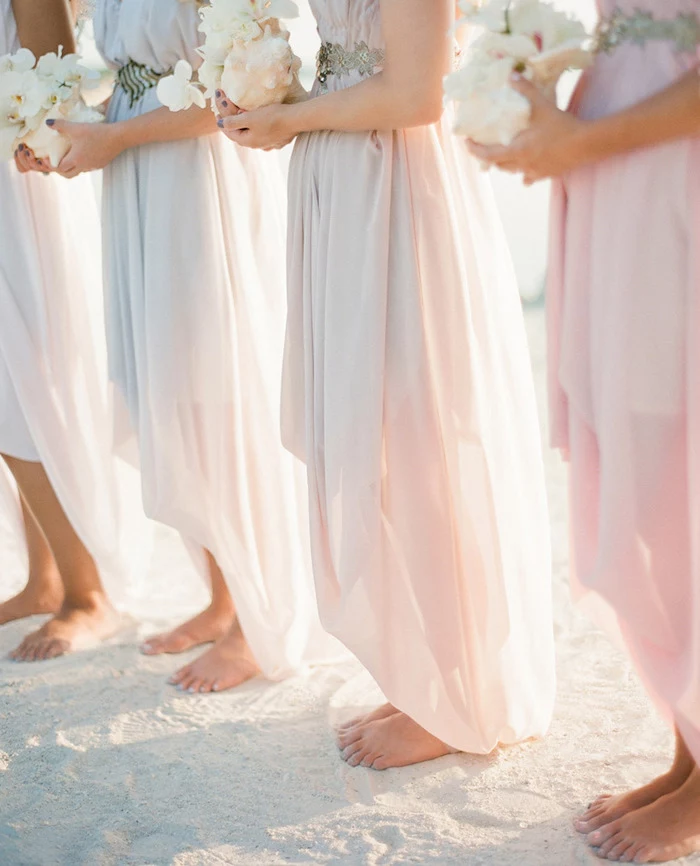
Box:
60;588;111;614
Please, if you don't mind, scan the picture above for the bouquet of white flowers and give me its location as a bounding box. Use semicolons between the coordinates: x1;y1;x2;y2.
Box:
0;47;102;166
158;0;303;114
444;0;592;146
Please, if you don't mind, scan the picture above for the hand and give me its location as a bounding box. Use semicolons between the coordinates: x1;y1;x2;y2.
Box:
467;75;590;184
14;144;50;175
217;99;297;151
48;118;124;178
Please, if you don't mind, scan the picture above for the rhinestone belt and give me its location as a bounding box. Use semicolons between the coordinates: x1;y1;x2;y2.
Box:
116;60;171;109
596;7;700;54
316;41;385;91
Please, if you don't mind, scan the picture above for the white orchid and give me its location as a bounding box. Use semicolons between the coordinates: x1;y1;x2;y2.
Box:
0;46;103;164
197;59;223;99
157;60;207;112
160;0;301;114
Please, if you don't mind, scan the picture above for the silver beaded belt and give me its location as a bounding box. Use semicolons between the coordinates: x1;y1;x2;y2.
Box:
596;7;700;54
116;60;171;109
317;41;385;91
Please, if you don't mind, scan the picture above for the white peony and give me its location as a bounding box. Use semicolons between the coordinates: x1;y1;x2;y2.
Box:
220;28;300;110
157;60;207;112
446;0;591;147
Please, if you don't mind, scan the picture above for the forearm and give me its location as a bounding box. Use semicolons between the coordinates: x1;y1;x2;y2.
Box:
284;0;451;135
110;104;219;152
576;68;700;163
12;0;76;56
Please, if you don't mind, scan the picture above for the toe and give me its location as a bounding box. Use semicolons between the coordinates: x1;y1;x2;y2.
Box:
178;673;197;692
607;839;633;861
341;741;364;762
47;640;67;660
169;665;190;685
199;680;214;693
370;756;389;771
347;747;369;768
588;822;621;848
140;636;164;655
598;832;624;858
632;846;654;864
337;728;363;749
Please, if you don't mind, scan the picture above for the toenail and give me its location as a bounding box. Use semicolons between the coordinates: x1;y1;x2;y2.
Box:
188;687;195;693
212;683;219;691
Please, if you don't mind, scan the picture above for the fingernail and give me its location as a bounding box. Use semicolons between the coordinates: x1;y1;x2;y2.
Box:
37;159;42;165
18;143;24;150
46;118;55;126
217;118;224;128
215;90;222;98
511;72;523;81
221;100;228;108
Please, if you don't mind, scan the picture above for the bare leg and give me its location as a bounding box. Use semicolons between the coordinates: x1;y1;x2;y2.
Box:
575;729;695;834
587;761;700;863
4;456;119;661
141;549;236;655
336;705;454;769
0;491;63;625
158;552;258;692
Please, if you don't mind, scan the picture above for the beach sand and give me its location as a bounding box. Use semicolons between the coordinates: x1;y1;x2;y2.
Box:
0;309;690;866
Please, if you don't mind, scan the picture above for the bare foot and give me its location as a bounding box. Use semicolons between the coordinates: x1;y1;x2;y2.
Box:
587;767;700;863
141;604;236;656
10;596;121;661
575;770;693;835
0;580;63;626
336;702;401;734
336;710;454;769
168;620;260;693
576;734;695;835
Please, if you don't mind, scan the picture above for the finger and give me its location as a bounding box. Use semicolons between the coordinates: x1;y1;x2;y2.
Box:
45;117;70;135
214;89;240;118
466;140;510;164
220;113;251;131
510;73;546;105
14;148;30;173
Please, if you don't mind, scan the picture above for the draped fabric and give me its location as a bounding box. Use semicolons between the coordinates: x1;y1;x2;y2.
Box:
547;0;700;758
284;0;556;752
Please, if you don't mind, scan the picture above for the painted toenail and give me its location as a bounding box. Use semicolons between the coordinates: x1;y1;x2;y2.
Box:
188;687;196;693
212;683;219;691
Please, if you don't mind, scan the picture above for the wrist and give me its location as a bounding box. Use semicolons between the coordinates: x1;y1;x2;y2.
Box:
106;119;130;157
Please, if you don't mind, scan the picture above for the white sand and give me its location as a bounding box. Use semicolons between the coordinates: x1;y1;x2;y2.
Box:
1;309;694;866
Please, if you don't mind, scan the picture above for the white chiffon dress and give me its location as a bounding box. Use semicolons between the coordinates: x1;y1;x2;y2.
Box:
0;0;141;606
93;0;341;678
283;0;556;753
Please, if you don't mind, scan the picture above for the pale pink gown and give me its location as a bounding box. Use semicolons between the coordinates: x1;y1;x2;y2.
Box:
284;0;556;753
548;1;700;757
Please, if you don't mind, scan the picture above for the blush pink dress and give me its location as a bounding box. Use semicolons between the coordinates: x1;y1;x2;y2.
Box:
284;0;556;753
548;1;700;757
